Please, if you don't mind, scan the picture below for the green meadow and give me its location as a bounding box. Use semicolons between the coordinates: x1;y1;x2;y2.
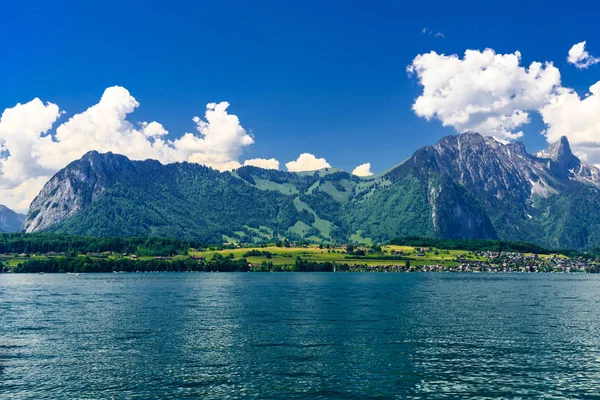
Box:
189;245;488;268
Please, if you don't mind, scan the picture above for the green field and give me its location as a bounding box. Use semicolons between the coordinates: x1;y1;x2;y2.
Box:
188;244;488;268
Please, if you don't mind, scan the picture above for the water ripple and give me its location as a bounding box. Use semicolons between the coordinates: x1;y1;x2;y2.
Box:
1;273;600;399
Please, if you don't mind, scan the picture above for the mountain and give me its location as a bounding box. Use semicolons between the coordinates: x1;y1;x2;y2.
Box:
0;205;25;232
22;132;600;249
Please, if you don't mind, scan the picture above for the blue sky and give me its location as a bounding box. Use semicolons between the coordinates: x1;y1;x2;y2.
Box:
0;0;599;209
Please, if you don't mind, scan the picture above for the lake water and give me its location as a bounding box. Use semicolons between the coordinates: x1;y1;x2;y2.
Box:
1;273;600;399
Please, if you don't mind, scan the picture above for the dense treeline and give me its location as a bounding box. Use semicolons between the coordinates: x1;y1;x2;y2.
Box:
243;249;273;258
389;236;572;255
10;256;250;273
0;233;196;256
293;256;335;271
7;255;344;273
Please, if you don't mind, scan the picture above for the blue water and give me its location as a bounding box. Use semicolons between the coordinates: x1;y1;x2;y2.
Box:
1;273;600;399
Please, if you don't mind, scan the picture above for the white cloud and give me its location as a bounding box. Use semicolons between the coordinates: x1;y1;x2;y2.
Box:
243;158;280;170
422;28;445;38
183;101;255;161
0;86;258;210
408;48;561;142
141;121;168;137
285;153;331;172
567;41;600;69
540;81;600;163
352;162;373;176
0;98;61;190
0;177;49;213
408;45;600;164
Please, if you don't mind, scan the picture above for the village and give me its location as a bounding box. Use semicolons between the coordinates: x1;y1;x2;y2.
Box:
339;250;599;273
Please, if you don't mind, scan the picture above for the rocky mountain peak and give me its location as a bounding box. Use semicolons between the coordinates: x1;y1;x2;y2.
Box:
536;136;575;162
21;152;124;233
535;136;581;179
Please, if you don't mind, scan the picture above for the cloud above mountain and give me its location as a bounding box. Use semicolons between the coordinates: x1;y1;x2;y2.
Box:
352;162;373;176
0;86;263;210
409;44;600;165
0;86;345;210
243;158;280;169
285;153;331;172
408;48;561;142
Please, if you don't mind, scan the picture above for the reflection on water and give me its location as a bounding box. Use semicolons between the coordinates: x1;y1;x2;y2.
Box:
1;273;600;399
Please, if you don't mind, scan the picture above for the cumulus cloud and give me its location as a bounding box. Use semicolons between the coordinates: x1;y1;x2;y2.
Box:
567;41;600;69
141;121;168;137
408;49;561;142
0;86;257;210
285;153;331;172
352;162;373;176
243;158;280;170
408;45;600;164
0;99;67;213
540;81;600;163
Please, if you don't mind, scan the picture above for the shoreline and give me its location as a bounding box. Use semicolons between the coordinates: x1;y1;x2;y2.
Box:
3;269;595;274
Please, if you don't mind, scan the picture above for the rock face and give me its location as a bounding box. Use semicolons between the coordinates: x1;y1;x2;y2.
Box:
23;151;128;233
0;205;25;232
21;132;600;249
425;133;600;246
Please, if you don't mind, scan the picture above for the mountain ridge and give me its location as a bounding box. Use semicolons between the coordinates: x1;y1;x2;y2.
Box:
22;132;600;249
0;205;25;232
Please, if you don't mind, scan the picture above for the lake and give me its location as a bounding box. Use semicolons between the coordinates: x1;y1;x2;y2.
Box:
1;273;600;399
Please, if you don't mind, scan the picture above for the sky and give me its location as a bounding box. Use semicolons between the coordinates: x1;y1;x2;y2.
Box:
0;0;599;211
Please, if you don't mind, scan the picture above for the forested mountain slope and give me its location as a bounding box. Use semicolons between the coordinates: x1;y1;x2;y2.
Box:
22;132;600;249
